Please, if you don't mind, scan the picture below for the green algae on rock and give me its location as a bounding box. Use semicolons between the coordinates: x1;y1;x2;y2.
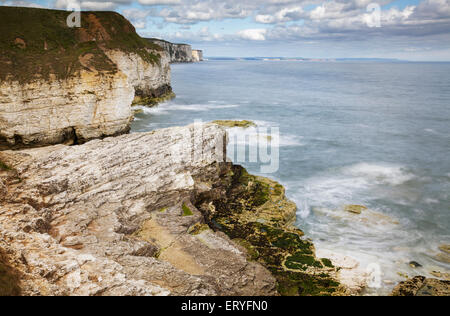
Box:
344;205;368;214
211;120;256;128
132;90;176;107
194;164;344;296
182;203;194;216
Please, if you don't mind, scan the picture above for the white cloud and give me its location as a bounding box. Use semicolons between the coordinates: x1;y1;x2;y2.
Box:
237;28;267;41
54;0;120;10
138;0;180;5
3;0;44;7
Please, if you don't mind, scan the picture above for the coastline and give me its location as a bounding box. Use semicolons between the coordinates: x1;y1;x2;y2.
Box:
0;123;347;296
1;6;449;297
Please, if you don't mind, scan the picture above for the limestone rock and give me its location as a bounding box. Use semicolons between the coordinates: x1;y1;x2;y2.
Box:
429;270;450;280
0;8;171;150
147;38;194;63
391;276;450;296
439;244;450;255
0;71;134;149
0;124;277;296
192;50;204;62
212;120;256;129
344;205;368;214
194;164;344;296
315;249;368;295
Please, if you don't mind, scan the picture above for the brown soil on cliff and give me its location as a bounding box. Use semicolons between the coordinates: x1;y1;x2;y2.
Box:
0;6;163;83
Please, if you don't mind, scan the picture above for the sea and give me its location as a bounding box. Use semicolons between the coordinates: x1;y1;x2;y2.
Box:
132;60;450;295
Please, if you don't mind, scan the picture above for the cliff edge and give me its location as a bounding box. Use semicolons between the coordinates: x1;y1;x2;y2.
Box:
0;123;350;296
0;6;172;149
147;38;203;63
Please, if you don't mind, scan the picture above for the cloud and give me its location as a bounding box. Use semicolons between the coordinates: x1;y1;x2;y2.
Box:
54;0;124;10
3;0;450;59
237;28;267;41
54;0;134;10
138;0;180;5
3;0;44;7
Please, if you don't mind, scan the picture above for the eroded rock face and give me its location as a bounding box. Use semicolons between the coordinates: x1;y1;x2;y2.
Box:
147;39;194;63
0;8;172;150
192;50;203;62
105;50;172;102
0;71;134;149
0;50;171;150
0;124;278;296
391;276;450;296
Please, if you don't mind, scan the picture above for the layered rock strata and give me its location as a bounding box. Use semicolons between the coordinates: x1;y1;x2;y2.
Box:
147;38;203;63
192;50;204;62
147;38;193;63
0;123;345;296
0;7;172;149
391;276;450;296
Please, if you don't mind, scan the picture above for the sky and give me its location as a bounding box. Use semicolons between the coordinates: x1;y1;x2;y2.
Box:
2;0;450;60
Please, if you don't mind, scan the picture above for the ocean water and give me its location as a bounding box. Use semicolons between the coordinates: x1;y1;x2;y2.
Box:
132;60;450;295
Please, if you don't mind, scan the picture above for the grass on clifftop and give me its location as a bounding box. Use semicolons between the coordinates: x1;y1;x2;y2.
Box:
0;6;163;83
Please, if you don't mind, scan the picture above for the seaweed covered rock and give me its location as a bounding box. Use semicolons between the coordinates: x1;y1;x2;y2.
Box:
212;120;256;128
194;166;346;296
391;276;450;296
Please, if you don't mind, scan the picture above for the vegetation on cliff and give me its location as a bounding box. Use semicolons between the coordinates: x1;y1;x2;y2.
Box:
132;91;176;107
0;6;162;83
194;164;343;296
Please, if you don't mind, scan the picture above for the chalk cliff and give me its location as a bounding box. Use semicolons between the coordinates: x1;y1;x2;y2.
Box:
147;38;203;63
192;50;204;62
0;7;172;149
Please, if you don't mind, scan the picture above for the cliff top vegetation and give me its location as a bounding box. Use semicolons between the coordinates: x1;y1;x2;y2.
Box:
0;6;163;83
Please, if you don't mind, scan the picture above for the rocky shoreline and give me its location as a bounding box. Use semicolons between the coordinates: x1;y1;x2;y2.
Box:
0;123;344;296
0;124;283;295
1;6;448;297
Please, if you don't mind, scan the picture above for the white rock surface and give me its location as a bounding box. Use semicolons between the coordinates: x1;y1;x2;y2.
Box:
0;49;171;149
316;248;368;295
0;124;277;296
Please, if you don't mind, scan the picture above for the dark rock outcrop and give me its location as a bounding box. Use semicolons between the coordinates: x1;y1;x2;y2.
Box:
391;276;450;296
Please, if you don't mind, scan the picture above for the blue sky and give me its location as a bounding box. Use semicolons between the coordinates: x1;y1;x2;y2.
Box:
3;0;450;60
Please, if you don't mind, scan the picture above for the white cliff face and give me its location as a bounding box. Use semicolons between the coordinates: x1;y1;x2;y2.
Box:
147;39;193;63
147;39;202;63
0;50;171;149
105;49;171;97
0;124;277;296
192;50;203;62
0;70;134;149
